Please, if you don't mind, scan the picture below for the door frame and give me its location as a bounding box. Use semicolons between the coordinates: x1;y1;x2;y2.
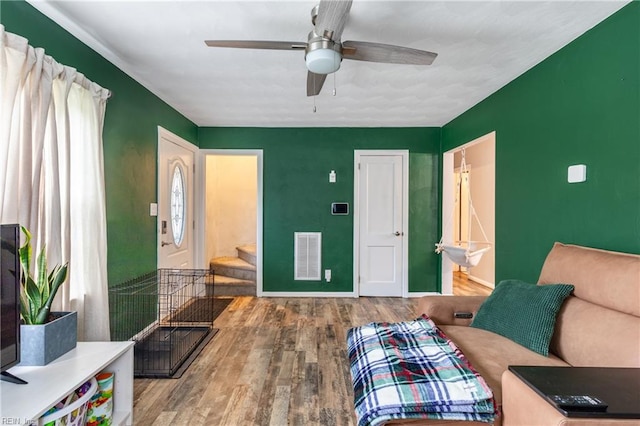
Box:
196;149;264;296
157;126;199;269
353;150;409;297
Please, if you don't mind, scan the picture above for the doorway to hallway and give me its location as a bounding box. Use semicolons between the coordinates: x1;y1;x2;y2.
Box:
441;132;495;295
200;150;263;296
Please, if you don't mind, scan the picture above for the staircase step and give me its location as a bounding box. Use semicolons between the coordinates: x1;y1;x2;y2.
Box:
236;244;256;266
210;257;256;281
206;275;256;297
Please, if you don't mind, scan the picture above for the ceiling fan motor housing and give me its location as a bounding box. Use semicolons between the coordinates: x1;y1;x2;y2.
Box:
305;33;343;74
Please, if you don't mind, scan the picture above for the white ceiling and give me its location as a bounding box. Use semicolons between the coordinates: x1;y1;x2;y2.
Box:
27;1;628;127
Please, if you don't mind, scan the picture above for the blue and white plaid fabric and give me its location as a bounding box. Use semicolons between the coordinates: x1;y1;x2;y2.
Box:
347;315;497;426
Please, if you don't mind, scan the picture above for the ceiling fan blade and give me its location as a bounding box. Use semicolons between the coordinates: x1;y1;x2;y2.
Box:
205;40;307;50
315;0;352;41
342;41;437;65
307;72;327;96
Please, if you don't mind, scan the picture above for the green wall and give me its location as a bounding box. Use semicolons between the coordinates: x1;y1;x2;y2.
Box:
442;2;640;283
4;0;637;295
1;1;199;285
198;128;441;292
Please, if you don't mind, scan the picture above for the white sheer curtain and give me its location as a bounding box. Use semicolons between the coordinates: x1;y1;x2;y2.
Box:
0;25;111;341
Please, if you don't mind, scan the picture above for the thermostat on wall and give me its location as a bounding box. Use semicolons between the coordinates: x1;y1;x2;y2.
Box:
331;202;349;215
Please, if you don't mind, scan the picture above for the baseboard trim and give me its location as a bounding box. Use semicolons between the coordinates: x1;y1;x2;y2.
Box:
259;291;441;298
260;291;358;298
406;292;442;298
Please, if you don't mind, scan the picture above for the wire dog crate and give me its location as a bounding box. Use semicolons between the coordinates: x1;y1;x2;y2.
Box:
109;269;215;378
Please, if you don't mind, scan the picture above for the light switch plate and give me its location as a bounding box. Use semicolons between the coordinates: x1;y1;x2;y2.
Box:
150;203;158;216
568;164;587;183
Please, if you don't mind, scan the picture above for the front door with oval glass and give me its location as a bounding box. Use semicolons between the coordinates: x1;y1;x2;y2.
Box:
158;131;195;269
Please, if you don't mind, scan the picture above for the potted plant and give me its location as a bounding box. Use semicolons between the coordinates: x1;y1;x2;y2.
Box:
18;226;77;366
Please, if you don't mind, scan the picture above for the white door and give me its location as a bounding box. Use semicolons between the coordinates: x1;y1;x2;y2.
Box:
356;152;407;297
158;129;196;269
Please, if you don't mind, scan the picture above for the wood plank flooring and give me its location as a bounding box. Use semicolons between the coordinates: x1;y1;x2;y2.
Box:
452;271;493;296
133;276;492;426
133;297;417;426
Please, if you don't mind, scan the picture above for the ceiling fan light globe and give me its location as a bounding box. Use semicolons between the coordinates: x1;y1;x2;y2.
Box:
305;48;341;74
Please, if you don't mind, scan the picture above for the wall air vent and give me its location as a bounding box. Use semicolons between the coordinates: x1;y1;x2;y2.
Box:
294;232;322;280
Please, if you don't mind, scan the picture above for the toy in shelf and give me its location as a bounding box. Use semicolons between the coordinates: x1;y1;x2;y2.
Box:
41;377;98;426
86;372;115;426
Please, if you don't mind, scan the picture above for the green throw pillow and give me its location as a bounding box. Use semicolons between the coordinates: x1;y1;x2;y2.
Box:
470;279;574;356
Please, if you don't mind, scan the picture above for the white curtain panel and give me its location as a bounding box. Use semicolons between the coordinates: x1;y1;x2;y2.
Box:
0;25;111;341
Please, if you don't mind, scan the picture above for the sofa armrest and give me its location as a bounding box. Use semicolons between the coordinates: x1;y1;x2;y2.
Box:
416;295;487;326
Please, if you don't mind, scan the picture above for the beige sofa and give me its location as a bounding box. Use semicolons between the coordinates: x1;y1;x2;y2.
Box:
416;242;640;425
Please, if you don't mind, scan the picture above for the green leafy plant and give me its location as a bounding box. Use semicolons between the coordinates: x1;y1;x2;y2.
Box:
18;226;69;325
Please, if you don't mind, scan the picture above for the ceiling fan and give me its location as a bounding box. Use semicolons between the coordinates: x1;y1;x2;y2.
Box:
205;0;437;96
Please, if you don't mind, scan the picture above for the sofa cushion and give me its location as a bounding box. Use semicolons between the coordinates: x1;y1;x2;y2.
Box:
550;296;640;367
538;242;640;317
470;280;574;356
439;325;569;406
538;242;640;367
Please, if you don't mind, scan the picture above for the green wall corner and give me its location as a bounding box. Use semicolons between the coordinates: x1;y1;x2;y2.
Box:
3;0;638;296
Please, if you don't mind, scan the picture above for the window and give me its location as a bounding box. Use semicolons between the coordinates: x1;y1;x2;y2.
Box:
170;164;186;246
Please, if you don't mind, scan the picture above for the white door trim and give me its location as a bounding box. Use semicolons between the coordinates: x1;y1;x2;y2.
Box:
157;126;198;269
353;150;409;297
197;149;264;297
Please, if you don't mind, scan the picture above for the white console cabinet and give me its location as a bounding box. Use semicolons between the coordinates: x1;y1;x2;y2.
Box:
0;341;134;425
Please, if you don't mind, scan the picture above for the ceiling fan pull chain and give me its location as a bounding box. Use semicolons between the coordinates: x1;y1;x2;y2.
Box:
333;71;337;96
313;75;317;112
333;54;337;96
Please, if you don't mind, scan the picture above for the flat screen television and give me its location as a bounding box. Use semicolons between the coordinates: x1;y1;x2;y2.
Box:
1;224;26;384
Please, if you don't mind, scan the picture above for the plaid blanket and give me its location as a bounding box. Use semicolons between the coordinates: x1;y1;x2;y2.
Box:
347;315;497;426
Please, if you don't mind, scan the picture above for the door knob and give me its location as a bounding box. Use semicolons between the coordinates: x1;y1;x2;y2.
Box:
161;241;171;247
394;231;404;236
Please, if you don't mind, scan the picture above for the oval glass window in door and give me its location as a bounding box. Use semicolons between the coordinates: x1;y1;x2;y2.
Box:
170;164;186;246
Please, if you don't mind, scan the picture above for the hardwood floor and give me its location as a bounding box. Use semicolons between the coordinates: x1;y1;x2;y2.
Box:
133;278;491;425
133;297;417;425
452;271;493;296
